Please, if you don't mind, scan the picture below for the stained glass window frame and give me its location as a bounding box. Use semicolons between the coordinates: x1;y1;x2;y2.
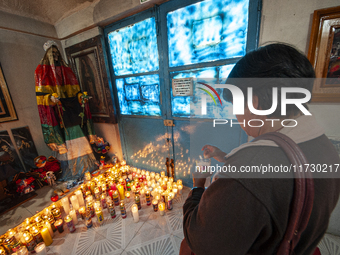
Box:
104;0;261;119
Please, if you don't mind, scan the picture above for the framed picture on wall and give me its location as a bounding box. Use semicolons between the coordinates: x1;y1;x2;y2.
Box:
0;63;18;123
65;36;116;123
308;6;340;102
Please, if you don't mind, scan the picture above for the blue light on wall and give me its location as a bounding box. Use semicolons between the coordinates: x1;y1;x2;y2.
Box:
167;0;249;67
219;64;235;81
116;74;161;116
171;64;236;119
171;67;217;117
108;17;159;76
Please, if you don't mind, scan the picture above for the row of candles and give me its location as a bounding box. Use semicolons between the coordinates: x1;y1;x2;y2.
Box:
0;165;183;254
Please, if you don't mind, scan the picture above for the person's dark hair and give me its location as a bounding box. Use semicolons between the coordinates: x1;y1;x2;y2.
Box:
224;43;316;118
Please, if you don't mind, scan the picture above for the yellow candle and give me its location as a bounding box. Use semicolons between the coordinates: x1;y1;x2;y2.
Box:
90;182;95;195
45;221;53;237
117;184;125;200
158;202;165;216
41;225;53;246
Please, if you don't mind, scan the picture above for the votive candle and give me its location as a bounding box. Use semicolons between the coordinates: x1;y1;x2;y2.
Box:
70;209;78;225
61;197;70;215
158;202;165;216
178;184;183;195
70;195;80;211
152;199;158;212
131;204;139;223
54;219;64;233
44;221;53;237
41;226;53;246
34;242;47;255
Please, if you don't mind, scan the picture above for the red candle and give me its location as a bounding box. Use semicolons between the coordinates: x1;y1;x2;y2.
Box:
109;189;114;199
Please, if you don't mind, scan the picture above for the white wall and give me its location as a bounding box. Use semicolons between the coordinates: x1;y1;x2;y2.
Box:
260;0;340;138
0;11;59;161
260;0;340;235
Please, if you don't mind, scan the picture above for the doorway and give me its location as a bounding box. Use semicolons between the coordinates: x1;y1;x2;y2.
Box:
104;0;261;186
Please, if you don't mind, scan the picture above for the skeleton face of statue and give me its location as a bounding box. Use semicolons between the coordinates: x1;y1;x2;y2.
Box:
51;46;60;62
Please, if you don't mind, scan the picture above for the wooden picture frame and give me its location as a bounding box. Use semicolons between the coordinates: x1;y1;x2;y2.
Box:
0;63;18;123
307;6;340;102
65;36;116;123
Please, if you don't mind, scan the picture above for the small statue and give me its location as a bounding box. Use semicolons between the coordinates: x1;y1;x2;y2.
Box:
46;171;56;186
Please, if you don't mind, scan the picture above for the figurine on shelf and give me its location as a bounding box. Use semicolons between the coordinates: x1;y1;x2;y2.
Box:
94;137;110;154
46;171;56;186
99;156;106;170
91;137;111;162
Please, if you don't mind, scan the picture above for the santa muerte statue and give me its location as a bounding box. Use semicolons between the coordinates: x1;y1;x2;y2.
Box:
35;40;97;181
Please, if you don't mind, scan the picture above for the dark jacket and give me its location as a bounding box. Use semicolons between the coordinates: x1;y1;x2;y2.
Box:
183;134;340;255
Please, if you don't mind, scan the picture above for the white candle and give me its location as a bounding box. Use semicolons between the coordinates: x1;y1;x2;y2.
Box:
178;184;183;195
45;221;53;237
70;195;80;211
172;188;178;198
131;204;139;223
70;209;78;225
34;242;47;255
75;190;85;207
61;197;70;215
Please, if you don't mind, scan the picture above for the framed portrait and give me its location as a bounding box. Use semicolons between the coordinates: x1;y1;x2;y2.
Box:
65;36;116;123
307;6;340;102
0;63;18;123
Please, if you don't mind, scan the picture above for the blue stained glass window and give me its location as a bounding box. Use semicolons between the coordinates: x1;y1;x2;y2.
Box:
141;85;159;102
167;0;249;67
108;18;159;76
125;84;140;100
116;74;161;116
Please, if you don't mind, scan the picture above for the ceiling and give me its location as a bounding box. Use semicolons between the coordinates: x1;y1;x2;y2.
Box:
0;0;97;25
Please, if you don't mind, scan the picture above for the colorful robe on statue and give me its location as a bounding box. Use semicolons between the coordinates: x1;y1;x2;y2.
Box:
35;46;97;181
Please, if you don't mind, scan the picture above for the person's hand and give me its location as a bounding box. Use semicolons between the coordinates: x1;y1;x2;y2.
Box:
201;145;227;163
50;95;60;104
80;95;92;103
193;177;206;188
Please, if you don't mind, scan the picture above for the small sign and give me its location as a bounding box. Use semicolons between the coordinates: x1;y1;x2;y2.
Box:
140;0;151;4
172;78;193;96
